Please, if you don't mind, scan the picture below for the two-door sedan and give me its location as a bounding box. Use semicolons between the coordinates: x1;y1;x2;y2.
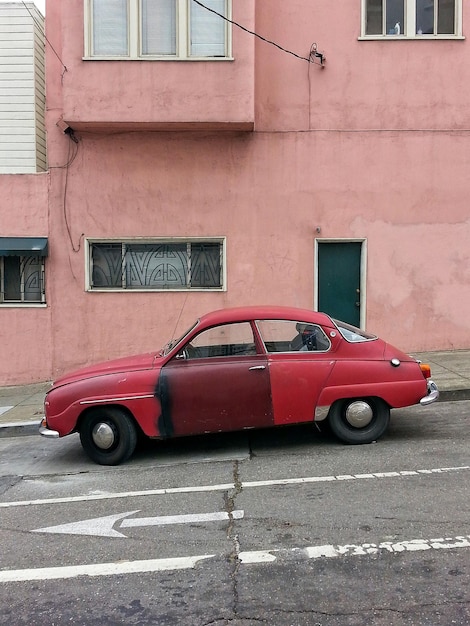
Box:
40;306;439;465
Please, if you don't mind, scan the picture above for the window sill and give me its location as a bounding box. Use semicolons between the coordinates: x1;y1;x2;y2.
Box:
86;288;225;293
358;35;465;41
0;303;47;308
82;56;235;62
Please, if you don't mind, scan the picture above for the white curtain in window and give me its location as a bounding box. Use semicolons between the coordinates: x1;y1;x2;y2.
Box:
93;0;128;56
142;0;177;55
190;0;226;57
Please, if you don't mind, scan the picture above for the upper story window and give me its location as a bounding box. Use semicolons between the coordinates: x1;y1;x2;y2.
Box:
362;0;462;38
86;0;231;59
87;239;225;291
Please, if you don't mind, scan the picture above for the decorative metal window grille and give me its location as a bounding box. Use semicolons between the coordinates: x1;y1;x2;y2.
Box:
90;241;223;290
0;256;45;303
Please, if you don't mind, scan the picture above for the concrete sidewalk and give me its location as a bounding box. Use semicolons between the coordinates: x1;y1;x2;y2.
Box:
0;351;469;437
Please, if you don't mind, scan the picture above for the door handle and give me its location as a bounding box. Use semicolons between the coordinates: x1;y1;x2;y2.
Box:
249;365;266;371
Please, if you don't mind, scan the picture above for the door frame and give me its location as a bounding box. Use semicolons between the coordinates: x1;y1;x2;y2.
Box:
314;238;368;329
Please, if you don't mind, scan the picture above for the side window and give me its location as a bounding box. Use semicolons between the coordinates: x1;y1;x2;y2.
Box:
257;320;331;353
0;256;46;304
180;322;256;359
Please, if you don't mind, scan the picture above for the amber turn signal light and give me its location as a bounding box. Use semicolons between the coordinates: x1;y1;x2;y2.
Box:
419;363;432;379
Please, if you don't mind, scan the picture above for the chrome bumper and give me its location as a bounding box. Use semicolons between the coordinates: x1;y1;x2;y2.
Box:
39;417;60;438
420;380;439;406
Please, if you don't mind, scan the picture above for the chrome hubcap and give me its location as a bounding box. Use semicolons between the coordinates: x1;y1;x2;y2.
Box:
92;422;116;449
345;401;373;428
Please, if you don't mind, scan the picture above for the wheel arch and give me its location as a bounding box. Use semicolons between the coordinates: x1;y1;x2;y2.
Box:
318;387;392;416
76;403;144;437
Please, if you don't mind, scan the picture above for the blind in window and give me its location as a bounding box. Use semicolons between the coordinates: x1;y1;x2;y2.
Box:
93;0;128;56
190;0;226;57
142;0;177;55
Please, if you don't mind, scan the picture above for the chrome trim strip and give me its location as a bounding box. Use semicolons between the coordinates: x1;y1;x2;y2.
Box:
79;394;155;406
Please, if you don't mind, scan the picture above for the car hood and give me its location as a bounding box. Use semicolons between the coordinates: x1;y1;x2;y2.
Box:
51;352;161;388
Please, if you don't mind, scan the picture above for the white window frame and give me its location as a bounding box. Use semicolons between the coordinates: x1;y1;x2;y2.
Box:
85;237;226;292
84;0;232;60
360;0;463;39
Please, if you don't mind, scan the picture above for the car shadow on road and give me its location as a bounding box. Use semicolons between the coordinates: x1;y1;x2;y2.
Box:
133;421;338;465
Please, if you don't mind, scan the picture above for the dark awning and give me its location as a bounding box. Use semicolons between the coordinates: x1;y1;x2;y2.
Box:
0;237;48;257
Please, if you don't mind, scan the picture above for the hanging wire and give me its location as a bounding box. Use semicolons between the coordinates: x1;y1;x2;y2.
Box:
60;135;83;253
192;0;324;65
21;1;68;76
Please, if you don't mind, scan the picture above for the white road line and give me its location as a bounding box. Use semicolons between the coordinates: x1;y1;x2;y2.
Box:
0;406;13;417
0;555;215;583
239;534;470;564
1;465;469;509
1;533;470;583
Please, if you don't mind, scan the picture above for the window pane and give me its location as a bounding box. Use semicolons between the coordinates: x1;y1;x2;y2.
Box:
416;0;434;34
257;320;330;353
188;322;255;358
142;0;176;55
190;0;226;57
91;241;223;290
2;256;43;302
92;244;123;287
386;0;404;35
93;0;128;56
126;244;187;288
3;256;21;300
438;0;455;33
191;243;221;287
23;257;42;301
366;0;383;35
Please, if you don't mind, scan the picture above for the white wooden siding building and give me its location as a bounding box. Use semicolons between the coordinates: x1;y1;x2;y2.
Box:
0;2;45;173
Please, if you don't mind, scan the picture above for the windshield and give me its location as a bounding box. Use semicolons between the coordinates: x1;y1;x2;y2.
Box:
160;321;199;356
333;320;377;343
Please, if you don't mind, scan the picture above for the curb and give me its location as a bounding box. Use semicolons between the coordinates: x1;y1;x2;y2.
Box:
0;420;41;438
438;389;470;403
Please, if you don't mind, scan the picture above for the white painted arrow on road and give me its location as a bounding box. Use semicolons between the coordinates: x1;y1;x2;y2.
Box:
33;509;244;538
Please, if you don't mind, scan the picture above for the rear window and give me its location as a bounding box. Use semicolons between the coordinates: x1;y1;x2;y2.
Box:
333;320;377;343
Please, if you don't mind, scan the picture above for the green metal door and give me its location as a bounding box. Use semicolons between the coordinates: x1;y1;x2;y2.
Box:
317;242;362;326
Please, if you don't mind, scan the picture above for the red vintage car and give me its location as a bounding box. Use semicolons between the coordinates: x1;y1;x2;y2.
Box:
40;306;439;465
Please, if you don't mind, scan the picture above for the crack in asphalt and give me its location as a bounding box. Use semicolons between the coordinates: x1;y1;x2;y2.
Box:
223;460;244;619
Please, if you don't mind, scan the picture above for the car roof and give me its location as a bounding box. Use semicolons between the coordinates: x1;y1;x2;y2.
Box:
198;306;335;328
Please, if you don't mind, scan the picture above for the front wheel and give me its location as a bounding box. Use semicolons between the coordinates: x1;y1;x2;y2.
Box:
327;397;390;444
79;407;137;465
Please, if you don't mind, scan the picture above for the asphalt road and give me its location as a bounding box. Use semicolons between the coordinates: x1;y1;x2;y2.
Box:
0;400;469;625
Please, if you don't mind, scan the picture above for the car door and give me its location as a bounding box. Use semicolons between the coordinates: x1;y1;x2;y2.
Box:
256;319;335;425
159;321;273;437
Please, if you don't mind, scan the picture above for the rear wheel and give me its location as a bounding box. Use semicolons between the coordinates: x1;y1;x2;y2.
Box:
328;397;390;444
79;407;137;465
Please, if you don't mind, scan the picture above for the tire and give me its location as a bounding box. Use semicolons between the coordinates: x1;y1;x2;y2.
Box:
79;407;137;465
327;397;390;444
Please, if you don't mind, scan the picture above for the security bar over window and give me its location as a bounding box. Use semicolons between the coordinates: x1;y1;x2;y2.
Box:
89;240;224;291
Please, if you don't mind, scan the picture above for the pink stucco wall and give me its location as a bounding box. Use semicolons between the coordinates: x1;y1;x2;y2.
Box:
0;174;51;384
1;0;469;385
